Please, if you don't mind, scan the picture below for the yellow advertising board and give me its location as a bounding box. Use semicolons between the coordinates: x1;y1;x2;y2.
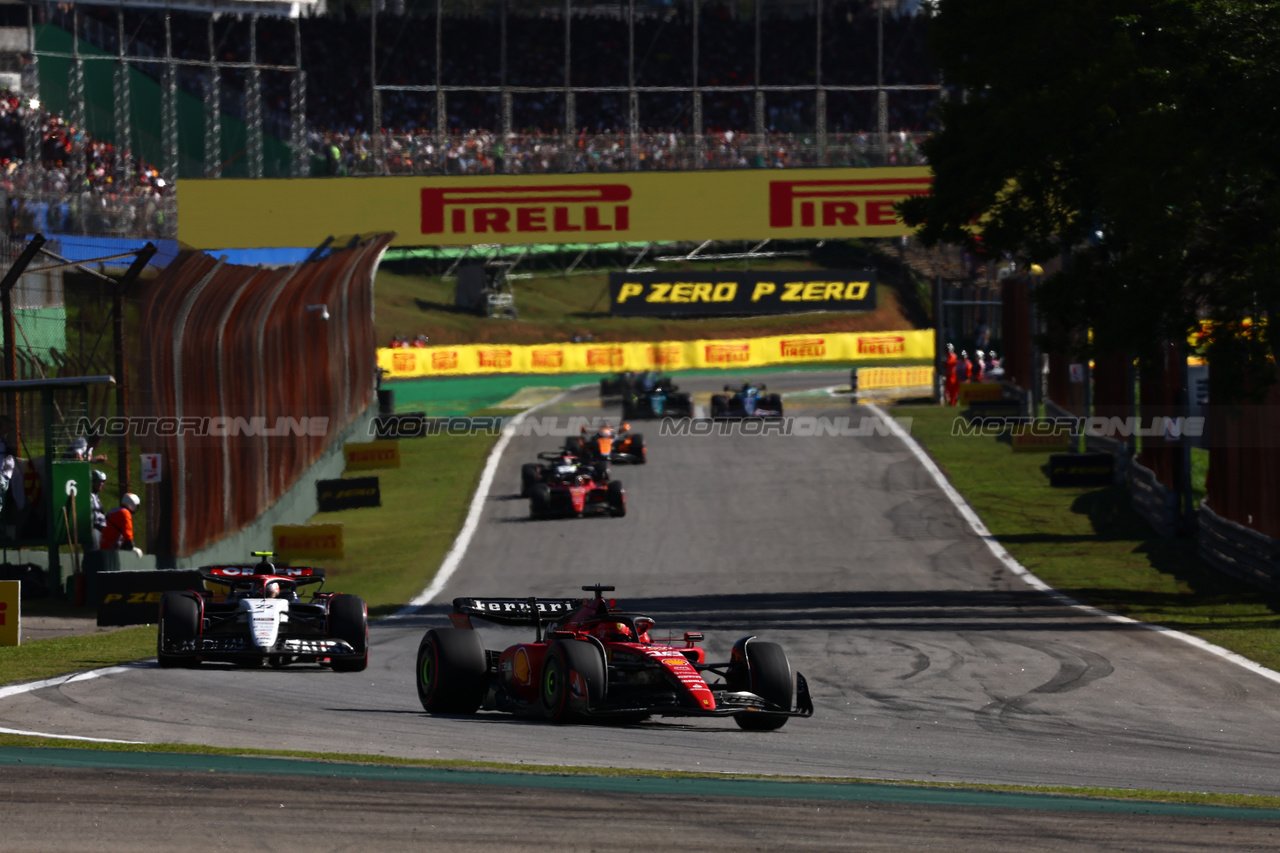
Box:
856;365;935;391
177;167;932;249
378;330;933;379
273;524;344;560
344;440;402;470
0;579;18;646
958;382;1005;404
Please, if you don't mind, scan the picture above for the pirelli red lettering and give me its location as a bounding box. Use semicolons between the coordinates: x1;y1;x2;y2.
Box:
858;335;907;356
769;177;932;230
421;184;633;236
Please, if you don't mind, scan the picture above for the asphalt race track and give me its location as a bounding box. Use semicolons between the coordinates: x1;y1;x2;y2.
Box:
4;369;1280;847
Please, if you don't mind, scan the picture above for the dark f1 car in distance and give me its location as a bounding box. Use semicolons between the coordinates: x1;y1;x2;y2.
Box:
527;454;625;518
416;585;813;729
710;381;784;419
599;372;636;400
621;372;694;420
156;552;368;671
566;422;646;464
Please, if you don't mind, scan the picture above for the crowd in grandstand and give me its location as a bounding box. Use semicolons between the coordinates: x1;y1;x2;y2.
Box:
0;89;173;238
316;127;926;176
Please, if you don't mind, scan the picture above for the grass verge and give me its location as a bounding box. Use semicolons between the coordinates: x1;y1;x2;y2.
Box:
0;627;155;686
894;405;1280;670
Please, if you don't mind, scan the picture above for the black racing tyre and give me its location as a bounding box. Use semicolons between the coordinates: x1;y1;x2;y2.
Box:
540;639;606;723
328;594;369;672
621;397;635;420
157;591;200;669
731;640;794;731
607;480;626;517
417;628;489;714
564;436;584;457
710;395;727;418
520;463;541;498
766;394;784;418
599;378;610;397
629;434;646;464
530;483;552;518
674;394;694;418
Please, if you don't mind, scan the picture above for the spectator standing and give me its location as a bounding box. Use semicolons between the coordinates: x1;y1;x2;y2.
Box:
89;469;108;549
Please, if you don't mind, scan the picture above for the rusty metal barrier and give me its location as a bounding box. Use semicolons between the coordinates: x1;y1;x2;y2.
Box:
137;235;391;558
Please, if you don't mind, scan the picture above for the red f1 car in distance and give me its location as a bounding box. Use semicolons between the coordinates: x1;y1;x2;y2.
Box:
156;552;368;671
520;448;607;498
527;454;625;518
416;585;813;729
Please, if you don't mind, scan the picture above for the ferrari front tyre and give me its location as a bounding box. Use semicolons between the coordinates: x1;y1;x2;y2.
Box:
157;591;200;669
530;483;552;518
520;463;541;498
731;640;794;731
328;594;369;672
607;481;626;517
417;628;489;714
540;639;606;723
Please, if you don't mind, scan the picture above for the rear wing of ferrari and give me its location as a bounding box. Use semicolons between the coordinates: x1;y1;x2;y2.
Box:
451;597;583;628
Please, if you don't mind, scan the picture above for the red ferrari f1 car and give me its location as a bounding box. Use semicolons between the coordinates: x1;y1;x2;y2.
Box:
527;453;625;518
416;585;813;729
156;552;368;671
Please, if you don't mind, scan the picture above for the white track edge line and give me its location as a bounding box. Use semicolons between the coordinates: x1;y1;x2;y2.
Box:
394;384;590;615
0;666;153;736
864;402;1280;688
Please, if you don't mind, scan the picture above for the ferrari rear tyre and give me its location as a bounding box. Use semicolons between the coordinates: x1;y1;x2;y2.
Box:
157;592;200;669
417;628;489;714
731;640;794;731
540;640;605;723
607;481;626;517
520;463;541;498
530;483;551;518
328;594;369;672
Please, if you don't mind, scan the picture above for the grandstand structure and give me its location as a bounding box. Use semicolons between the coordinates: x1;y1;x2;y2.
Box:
3;0;938;238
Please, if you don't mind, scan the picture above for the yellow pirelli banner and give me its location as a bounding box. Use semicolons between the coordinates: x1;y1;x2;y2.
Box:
273;523;344;560
344;440;402;470
0;579;18;646
177;167;932;249
378;330;933;379
857;365;935;391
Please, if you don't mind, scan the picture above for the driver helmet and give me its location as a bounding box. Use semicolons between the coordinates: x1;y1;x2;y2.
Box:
592;621;632;642
265;581;280;599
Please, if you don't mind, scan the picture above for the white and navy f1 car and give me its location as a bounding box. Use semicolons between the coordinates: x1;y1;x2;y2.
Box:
416;585;813;729
156;552;368;671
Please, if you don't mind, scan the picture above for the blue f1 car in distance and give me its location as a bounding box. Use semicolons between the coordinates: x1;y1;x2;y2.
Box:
710;382;784;418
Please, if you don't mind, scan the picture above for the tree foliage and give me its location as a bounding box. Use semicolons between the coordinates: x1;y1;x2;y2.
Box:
901;0;1280;395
